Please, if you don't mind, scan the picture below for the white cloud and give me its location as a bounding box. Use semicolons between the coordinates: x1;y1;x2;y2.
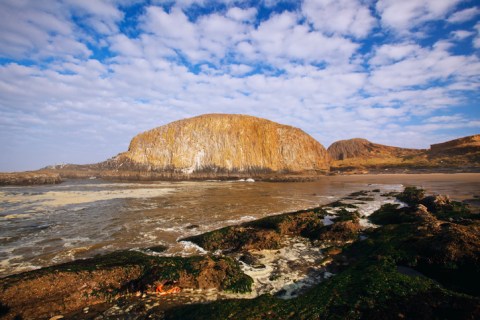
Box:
474;22;480;48
141;6;199;59
426;115;463;123
0;1;79;59
228;64;253;76
65;0;124;35
0;0;125;60
250;12;359;66
109;34;143;57
302;0;376;38
450;30;475;40
368;40;480;92
369;43;422;66
447;6;480;23
0;1;479;170
377;0;462;32
141;6;252;62
226;7;257;22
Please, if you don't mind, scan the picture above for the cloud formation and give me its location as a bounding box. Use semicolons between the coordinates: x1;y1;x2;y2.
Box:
0;0;479;171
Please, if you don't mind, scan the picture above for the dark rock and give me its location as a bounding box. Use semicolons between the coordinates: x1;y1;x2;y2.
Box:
396;186;426;206
0;171;62;186
0;251;252;320
146;245;168;253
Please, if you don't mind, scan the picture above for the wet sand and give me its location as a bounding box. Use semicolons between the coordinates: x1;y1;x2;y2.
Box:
327;173;480;201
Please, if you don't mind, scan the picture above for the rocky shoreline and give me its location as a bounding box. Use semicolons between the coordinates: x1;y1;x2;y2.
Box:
0;171;62;186
3;166;480;186
1;186;479;319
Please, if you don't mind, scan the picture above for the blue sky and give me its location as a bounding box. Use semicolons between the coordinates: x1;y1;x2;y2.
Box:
0;0;479;171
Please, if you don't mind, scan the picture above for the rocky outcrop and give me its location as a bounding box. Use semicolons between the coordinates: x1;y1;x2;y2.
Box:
0;171;62;186
328;135;480;173
327;138;422;161
105;114;330;175
429;134;480;156
0;251;252;320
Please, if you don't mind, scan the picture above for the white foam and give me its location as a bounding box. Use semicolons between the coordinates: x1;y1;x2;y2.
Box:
176;241;208;256
224;215;257;225
0;255;41;275
239;237;326;299
0;187;176;209
322;215;336;226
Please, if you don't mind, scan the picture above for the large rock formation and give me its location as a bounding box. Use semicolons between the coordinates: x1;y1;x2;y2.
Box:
105;114;330;176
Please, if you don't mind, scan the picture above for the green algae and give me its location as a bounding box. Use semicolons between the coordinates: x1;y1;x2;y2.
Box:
164;188;480;319
184;208;329;251
328;201;358;208
1;251;253;295
369;203;417;225
396;186;425;206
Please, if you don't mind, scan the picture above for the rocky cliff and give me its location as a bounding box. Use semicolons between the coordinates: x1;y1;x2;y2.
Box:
104;114;330;176
328;135;480;173
429;134;480;156
327;138;421;161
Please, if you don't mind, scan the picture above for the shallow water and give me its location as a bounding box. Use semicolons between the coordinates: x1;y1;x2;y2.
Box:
0;173;479;277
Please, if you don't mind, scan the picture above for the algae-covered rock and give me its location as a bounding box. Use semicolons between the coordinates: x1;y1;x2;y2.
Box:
164;188;480;320
0;251;252;320
184;208;328;252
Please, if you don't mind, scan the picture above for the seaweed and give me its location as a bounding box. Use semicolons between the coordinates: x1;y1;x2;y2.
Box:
369;204;417;225
164;187;480;319
328;201;358;209
396;186;425;206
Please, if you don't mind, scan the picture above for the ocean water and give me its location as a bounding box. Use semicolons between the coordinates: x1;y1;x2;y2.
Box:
1;173;479;278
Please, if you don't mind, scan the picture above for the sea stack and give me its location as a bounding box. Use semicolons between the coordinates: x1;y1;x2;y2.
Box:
109;114;330;176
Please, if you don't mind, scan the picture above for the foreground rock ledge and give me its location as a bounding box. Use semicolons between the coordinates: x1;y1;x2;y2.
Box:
0;252;252;320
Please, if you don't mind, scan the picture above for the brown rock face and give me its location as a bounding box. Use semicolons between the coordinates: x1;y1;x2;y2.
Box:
0;171;62;186
327;138;421;161
429;134;480;156
113;114;330;174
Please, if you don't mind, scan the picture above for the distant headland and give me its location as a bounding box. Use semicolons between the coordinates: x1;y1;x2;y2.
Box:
1;114;479;185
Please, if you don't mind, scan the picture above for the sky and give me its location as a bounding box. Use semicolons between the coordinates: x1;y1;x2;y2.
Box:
0;0;479;171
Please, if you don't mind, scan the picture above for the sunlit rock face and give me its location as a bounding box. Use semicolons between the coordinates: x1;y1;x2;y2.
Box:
327;138;422;161
429;134;480;156
115;114;330;174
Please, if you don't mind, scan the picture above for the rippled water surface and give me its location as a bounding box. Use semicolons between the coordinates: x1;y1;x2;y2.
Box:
1;173;479;277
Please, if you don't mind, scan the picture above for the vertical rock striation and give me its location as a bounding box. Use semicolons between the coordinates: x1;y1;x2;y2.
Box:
110;114;330;175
